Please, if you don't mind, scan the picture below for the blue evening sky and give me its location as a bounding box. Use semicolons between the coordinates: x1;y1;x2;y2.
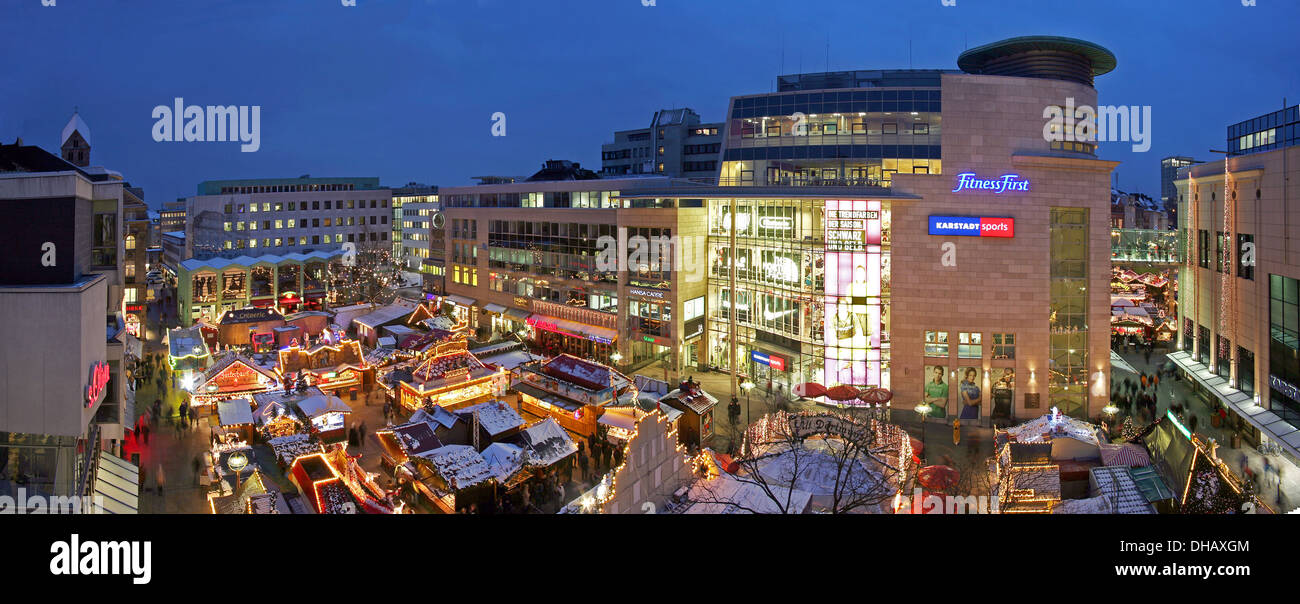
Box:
1;0;1296;207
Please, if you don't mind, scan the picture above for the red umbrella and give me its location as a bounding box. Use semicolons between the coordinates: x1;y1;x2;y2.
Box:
792;382;827;398
825;384;861;401
917;465;961;491
857;387;893;404
910;437;925;457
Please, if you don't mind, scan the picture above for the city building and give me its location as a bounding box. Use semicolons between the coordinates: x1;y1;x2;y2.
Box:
172;249;348;326
389;182;438;260
1161;156;1200;206
601;108;723;179
637;36;1119;422
1110;189;1167;230
0;129;138;498
1171;103;1300;461
182;176;394;261
396;189;445;294
160;199;186;237
439;170;704;373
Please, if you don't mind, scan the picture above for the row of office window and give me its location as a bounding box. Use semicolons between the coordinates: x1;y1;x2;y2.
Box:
223;199;388;214
924;331;1016;359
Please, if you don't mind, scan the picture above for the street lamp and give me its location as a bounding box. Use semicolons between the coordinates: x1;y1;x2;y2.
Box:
913;402;932;464
227;451;248;492
740;380;756;427
609;351;623;365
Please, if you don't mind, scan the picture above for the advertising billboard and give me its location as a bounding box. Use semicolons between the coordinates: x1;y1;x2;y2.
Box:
823;200;885;390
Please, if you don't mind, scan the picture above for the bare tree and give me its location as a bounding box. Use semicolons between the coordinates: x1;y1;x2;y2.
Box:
328;228;398;306
687;411;907;514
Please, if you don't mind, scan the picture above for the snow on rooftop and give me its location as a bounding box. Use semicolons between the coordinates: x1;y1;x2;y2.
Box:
417;445;495;489
458;400;525;436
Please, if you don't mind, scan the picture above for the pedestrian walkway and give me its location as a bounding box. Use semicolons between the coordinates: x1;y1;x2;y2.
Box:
1112;348;1300;512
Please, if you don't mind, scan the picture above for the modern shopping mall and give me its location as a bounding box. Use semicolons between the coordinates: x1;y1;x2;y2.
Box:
622;36;1118;423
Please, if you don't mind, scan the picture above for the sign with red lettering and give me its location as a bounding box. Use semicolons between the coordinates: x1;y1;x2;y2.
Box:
86;361;110;407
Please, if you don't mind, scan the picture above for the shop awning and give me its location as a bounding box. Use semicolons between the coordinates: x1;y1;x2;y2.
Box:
446;295;477;307
598;409;637;432
504;308;531;321
1167;350;1300;455
528;314;618;343
515;382;583;412
92;452;139;514
483;303;508;314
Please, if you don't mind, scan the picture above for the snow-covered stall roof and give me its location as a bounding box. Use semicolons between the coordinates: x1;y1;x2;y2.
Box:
217;399;255;427
392;421;444;456
416;445;495;490
296;394;353;419
457;400;525;436
481;442;524;482
518;418;579;467
409;406;460;430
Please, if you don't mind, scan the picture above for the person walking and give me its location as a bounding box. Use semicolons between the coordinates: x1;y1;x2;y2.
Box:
577;445;589;483
156;464;166;501
141;422;150;446
359;421;368;447
192;454;202;486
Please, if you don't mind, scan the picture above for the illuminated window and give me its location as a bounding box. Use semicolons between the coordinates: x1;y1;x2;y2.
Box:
957;332;982;358
992;333;1015;359
924;331;948;356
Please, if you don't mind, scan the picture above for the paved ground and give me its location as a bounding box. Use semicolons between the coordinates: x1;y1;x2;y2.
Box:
1112;347;1300;513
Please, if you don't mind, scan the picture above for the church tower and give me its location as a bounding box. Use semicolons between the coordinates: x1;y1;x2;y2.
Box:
61;111;91;167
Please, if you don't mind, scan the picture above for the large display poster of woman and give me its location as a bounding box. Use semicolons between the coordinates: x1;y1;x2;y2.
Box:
922;365;948;418
957;366;982;420
990;368;1015;420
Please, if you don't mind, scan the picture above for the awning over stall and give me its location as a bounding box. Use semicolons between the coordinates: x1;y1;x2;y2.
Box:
446;295;477;307
92;452;139;514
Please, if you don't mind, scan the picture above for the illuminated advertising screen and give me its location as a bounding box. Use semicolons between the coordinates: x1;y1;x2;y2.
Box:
312;411;346;433
823;200;885;390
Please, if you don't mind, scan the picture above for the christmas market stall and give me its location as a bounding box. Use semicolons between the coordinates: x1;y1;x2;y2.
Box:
277;336;372;396
456;400;527;446
252;391;308;439
189;353;280;406
266;434;323;467
351;299;420;347
658;380;719;450
562;411;698;514
512;354;636;438
288;452;358;514
216;398;257;444
295;394;353;445
406;444;500;513
167;324;212;377
215;307;285;349
1144;413;1270;513
384;330;508;413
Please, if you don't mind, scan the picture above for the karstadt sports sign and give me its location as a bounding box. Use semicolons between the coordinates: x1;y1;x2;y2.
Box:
928;215;1016;238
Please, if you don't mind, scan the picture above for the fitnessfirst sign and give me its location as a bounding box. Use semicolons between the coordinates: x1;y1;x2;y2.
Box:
928;216;1015;238
952;172;1030;194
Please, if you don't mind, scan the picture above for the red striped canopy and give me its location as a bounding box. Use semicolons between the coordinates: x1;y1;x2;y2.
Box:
858;387;893;404
918;465;961;491
825;384;861;401
1100;442;1151;467
792;382;827;398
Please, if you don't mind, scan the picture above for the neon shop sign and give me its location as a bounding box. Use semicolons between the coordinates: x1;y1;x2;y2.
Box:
928;216;1015;238
86;361;111;407
952;173;1030;194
